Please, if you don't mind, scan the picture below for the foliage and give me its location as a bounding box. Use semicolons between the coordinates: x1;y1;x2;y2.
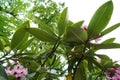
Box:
0;0;120;80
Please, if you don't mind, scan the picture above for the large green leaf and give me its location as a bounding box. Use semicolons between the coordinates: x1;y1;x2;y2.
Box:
11;21;30;49
0;65;8;80
64;21;88;43
101;23;120;36
88;1;113;38
58;7;68;36
26;28;57;42
91;43;120;49
11;28;27;49
33;17;56;37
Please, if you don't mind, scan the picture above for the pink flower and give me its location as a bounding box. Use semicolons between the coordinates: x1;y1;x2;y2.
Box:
105;68;120;80
5;67;13;76
5;61;28;80
82;25;87;30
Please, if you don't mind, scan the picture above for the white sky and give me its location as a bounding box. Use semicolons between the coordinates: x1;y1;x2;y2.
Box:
57;0;120;62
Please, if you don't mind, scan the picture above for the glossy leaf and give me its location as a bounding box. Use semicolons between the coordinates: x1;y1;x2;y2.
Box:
26;28;57;42
88;1;113;38
64;23;88;43
101;23;120;36
0;65;8;80
58;7;68;36
102;38;115;44
91;43;120;49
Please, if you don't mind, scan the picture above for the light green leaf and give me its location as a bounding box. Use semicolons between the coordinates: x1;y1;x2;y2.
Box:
11;21;30;49
11;28;27;49
20;38;34;52
88;1;113;38
58;7;68;36
101;23;120;36
71;21;84;28
0;65;8;80
34;17;56;36
102;38;115;44
91;43;120;49
26;28;57;42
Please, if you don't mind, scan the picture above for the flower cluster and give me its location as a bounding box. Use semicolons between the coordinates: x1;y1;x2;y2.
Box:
105;68;120;80
5;61;28;80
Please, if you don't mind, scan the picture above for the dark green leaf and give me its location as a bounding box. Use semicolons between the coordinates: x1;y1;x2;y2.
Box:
102;38;115;44
101;23;120;36
8;76;16;80
58;7;68;36
91;58;104;70
0;39;4;50
91;43;120;49
74;62;86;80
26;28;57;42
37;73;46;80
88;1;113;38
0;65;8;80
68;57;79;73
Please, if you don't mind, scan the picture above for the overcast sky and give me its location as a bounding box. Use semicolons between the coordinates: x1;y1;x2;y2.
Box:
56;0;120;62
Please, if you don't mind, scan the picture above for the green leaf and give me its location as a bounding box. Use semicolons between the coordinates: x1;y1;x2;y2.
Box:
68;57;79;73
37;73;46;80
91;58;104;70
20;38;34;52
102;38;115;44
11;21;30;49
11;28;27;49
0;39;4;51
91;43;120;49
64;21;88;43
34;18;56;36
58;7;68;36
101;23;120;36
71;21;84;28
88;1;113;38
8;76;16;80
0;65;8;80
74;62;86;80
26;28;57;42
96;54;111;61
